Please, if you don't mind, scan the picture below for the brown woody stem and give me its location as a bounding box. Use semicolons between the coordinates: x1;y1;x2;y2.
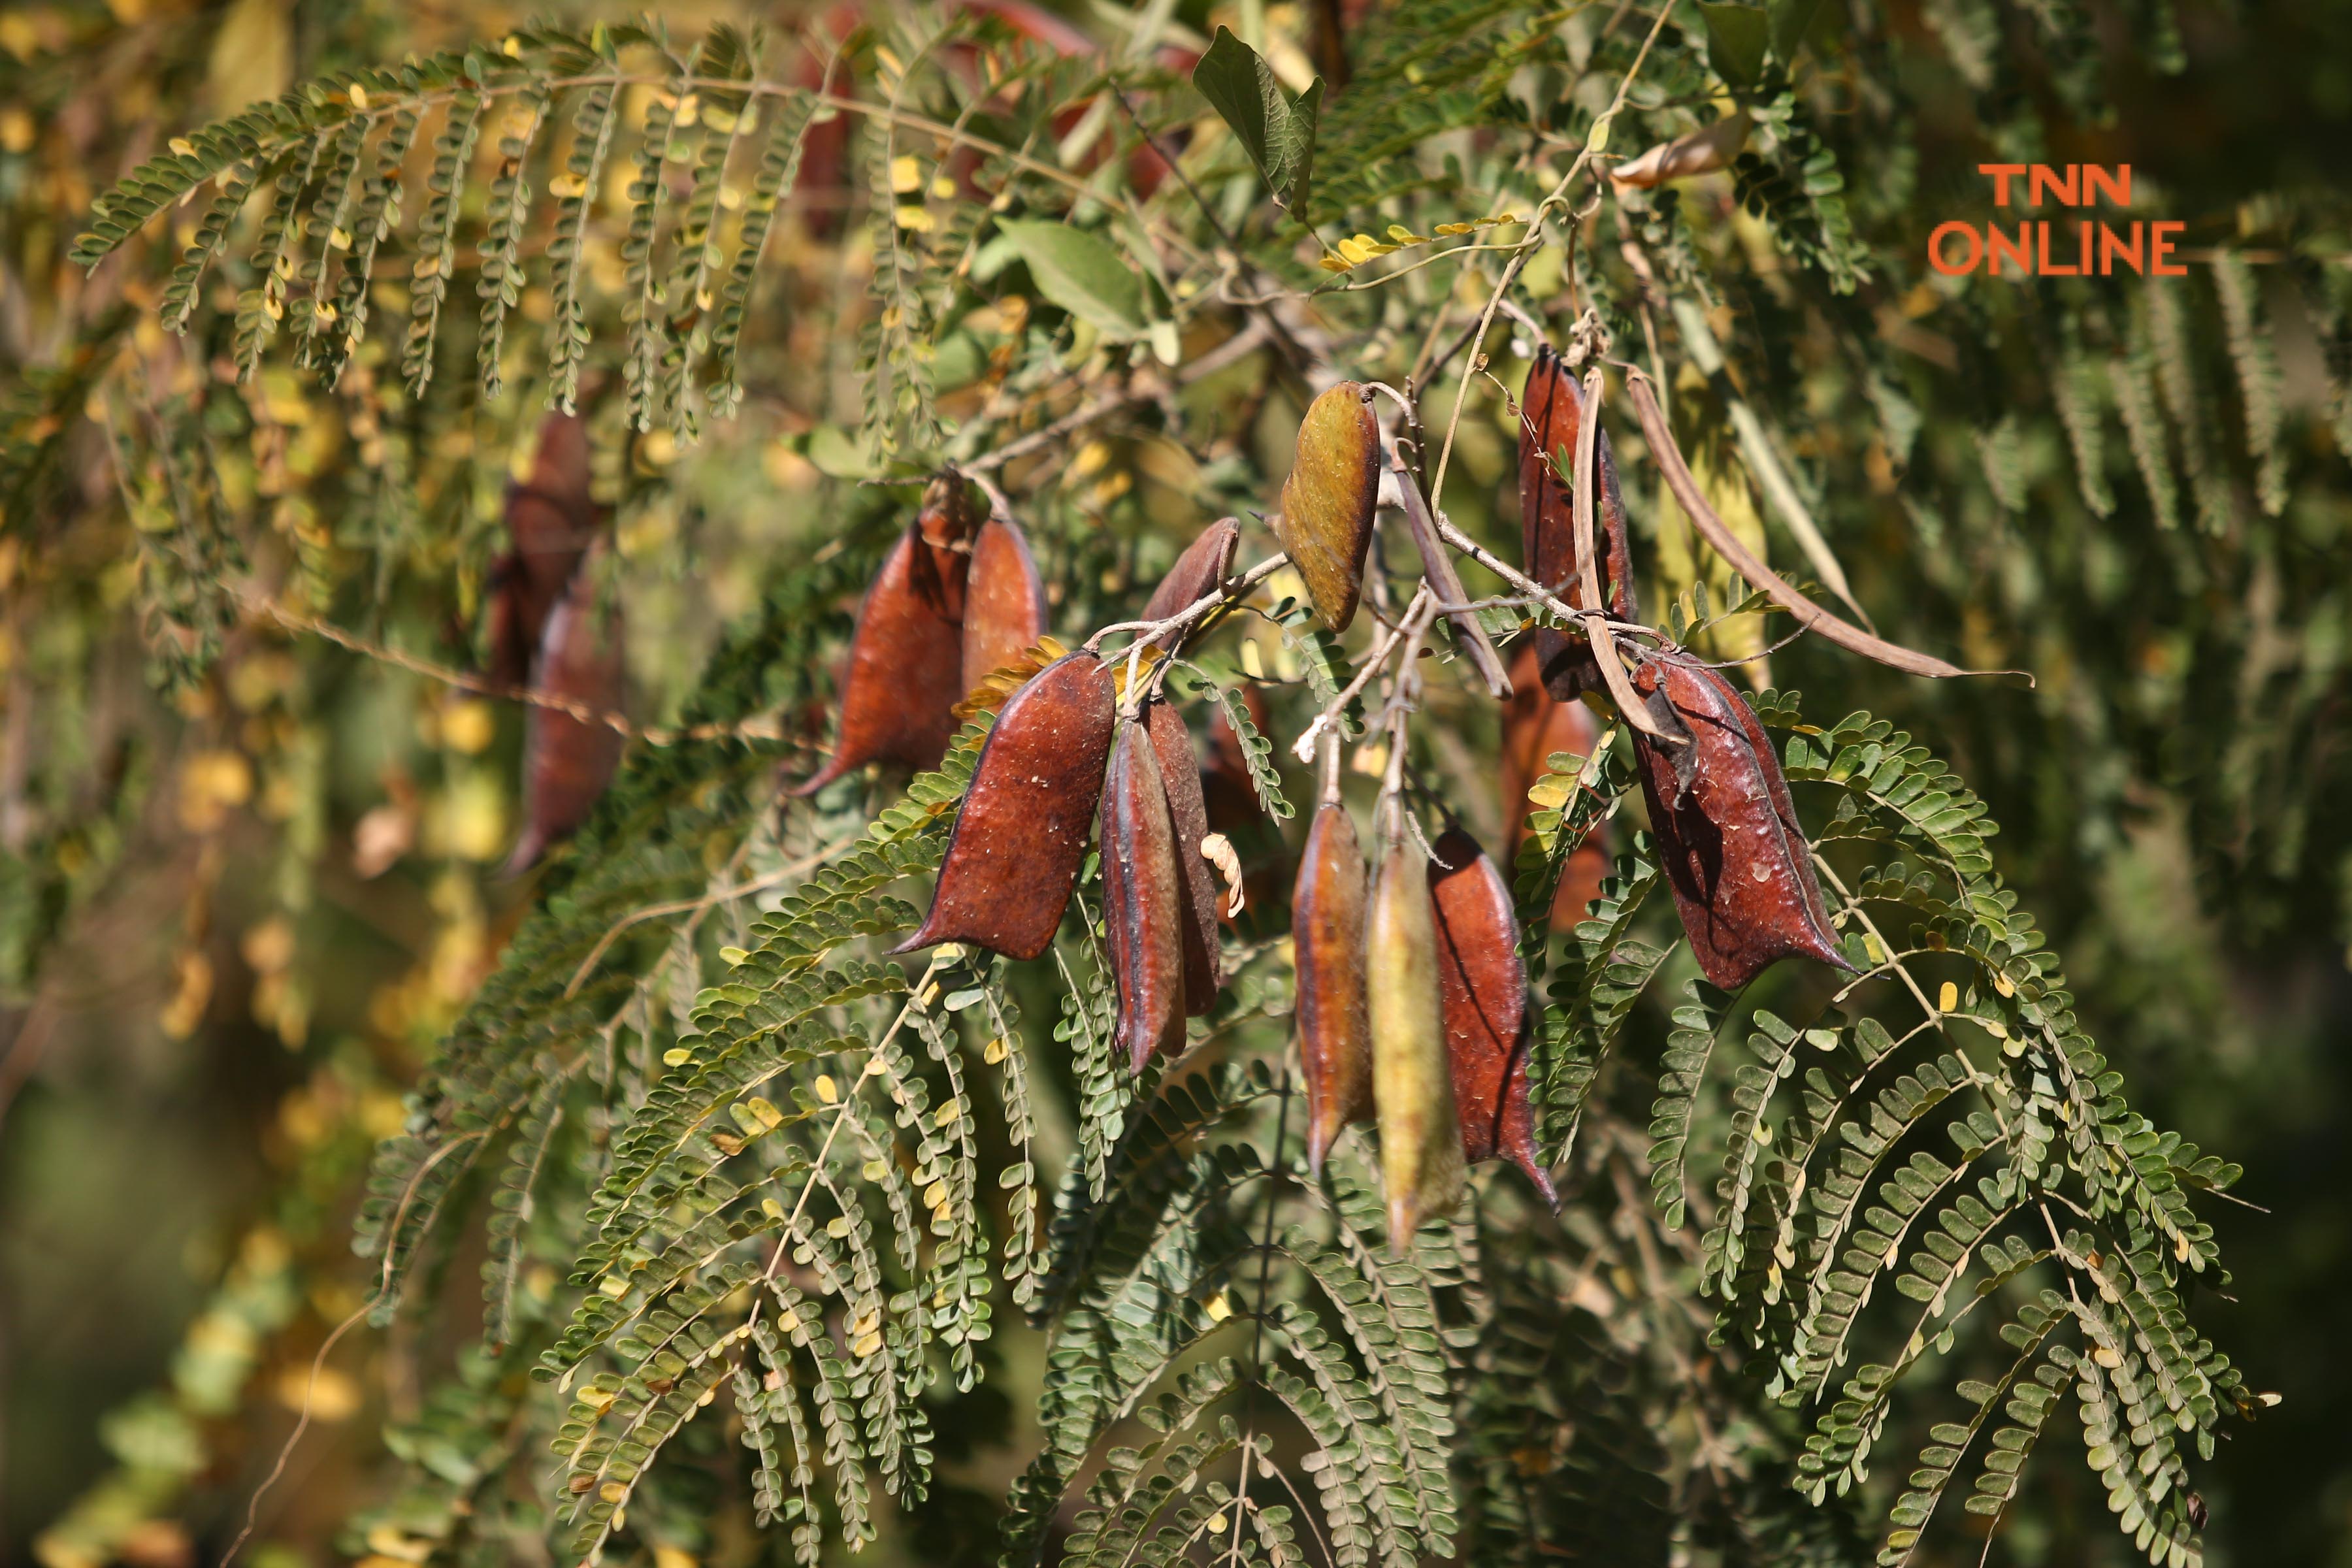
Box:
1384;442;1512;698
1570;368;1678;744
1623;370;2015;683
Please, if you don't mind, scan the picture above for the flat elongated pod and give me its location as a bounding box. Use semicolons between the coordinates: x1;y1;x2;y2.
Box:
1142;517;1242;641
1276;383;1380;632
1145;700;1222;1013
506;567;625;874
962;516;1049;693
1630;652;1850;990
1293;803;1373;1173
896;651;1115;960
791;508;973;796
1428;828;1554;1203
1367;807;1466;1250
1518;347;1637;699
1100;719;1189;1071
485;413;596;685
1501;644;1610;924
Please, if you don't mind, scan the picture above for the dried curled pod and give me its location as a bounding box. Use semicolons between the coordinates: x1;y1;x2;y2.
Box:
1518;346;1637;700
1101;717;1189;1071
506;557;625;874
1276;383;1380;633
896;650;1115;960
1141;517;1242;644
1501;643;1610;925
1292;802;1373;1173
1367;802;1466;1250
792;474;979;796
1145;699;1223;1013
1428;828;1555;1203
485;412;596;687
962;515;1049;693
1630;651;1852;990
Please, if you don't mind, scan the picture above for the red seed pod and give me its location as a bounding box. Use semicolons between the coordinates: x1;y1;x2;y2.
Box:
506;563;625;874
1367;803;1465;1250
485;412;596;687
1292;802;1373;1173
792;477;977;796
1141;517;1242;639
896;650;1116;961
1518;346;1637;700
962;515;1049;694
1145;699;1222;1014
1629;651;1851;990
1428;828;1555;1203
1501;643;1610;925
1277;383;1380;633
1100;717;1189;1071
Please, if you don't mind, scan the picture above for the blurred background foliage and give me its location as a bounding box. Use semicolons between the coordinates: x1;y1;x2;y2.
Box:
0;0;2349;1565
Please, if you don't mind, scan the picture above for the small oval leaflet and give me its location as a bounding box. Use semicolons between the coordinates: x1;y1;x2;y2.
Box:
895;649;1116;960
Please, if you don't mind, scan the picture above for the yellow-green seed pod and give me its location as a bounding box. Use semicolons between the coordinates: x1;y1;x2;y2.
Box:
1366;802;1465;1251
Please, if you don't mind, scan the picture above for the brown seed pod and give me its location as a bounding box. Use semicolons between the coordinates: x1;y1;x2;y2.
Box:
1518;346;1637;700
1501;643;1610;925
1367;804;1466;1250
485;412;597;687
1292;802;1373;1173
1100;717;1190;1071
1142;517;1242;642
506;563;625;875
962;515;1049;693
1428;828;1555;1203
896;650;1115;961
1630;651;1851;990
791;483;976;796
1276;383;1380;633
1145;699;1222;1014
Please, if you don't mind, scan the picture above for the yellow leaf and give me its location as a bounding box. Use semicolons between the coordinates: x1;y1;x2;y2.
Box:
983;1036;1009;1064
890;154;923;193
1336;236;1372;265
170;137;198;158
1318;253;1352;273
1936;981;1957;1013
826;1216;851;1237
662;1048;693;1066
348;83;368;111
814;1073;838;1103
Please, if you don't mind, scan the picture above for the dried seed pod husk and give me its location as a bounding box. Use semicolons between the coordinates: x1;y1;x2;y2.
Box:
1428;828;1555;1203
1518;346;1637;700
896;651;1115;960
1276;383;1380;633
791;489;975;796
962;515;1049;693
1501;643;1610;924
1630;651;1851;990
506;563;625;874
1367;805;1466;1250
1293;802;1373;1173
485;413;596;686
1142;517;1242;639
1145;699;1222;1013
1101;717;1190;1071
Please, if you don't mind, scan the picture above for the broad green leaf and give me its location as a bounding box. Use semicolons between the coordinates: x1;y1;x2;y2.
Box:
995;219;1149;340
1698;3;1770;89
1771;0;1829;56
1191;26;1322;214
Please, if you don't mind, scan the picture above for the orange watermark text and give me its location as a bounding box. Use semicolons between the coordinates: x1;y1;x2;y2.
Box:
1928;165;2183;278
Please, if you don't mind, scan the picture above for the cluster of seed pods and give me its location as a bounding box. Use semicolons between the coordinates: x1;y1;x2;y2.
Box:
879;338;1957;1245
